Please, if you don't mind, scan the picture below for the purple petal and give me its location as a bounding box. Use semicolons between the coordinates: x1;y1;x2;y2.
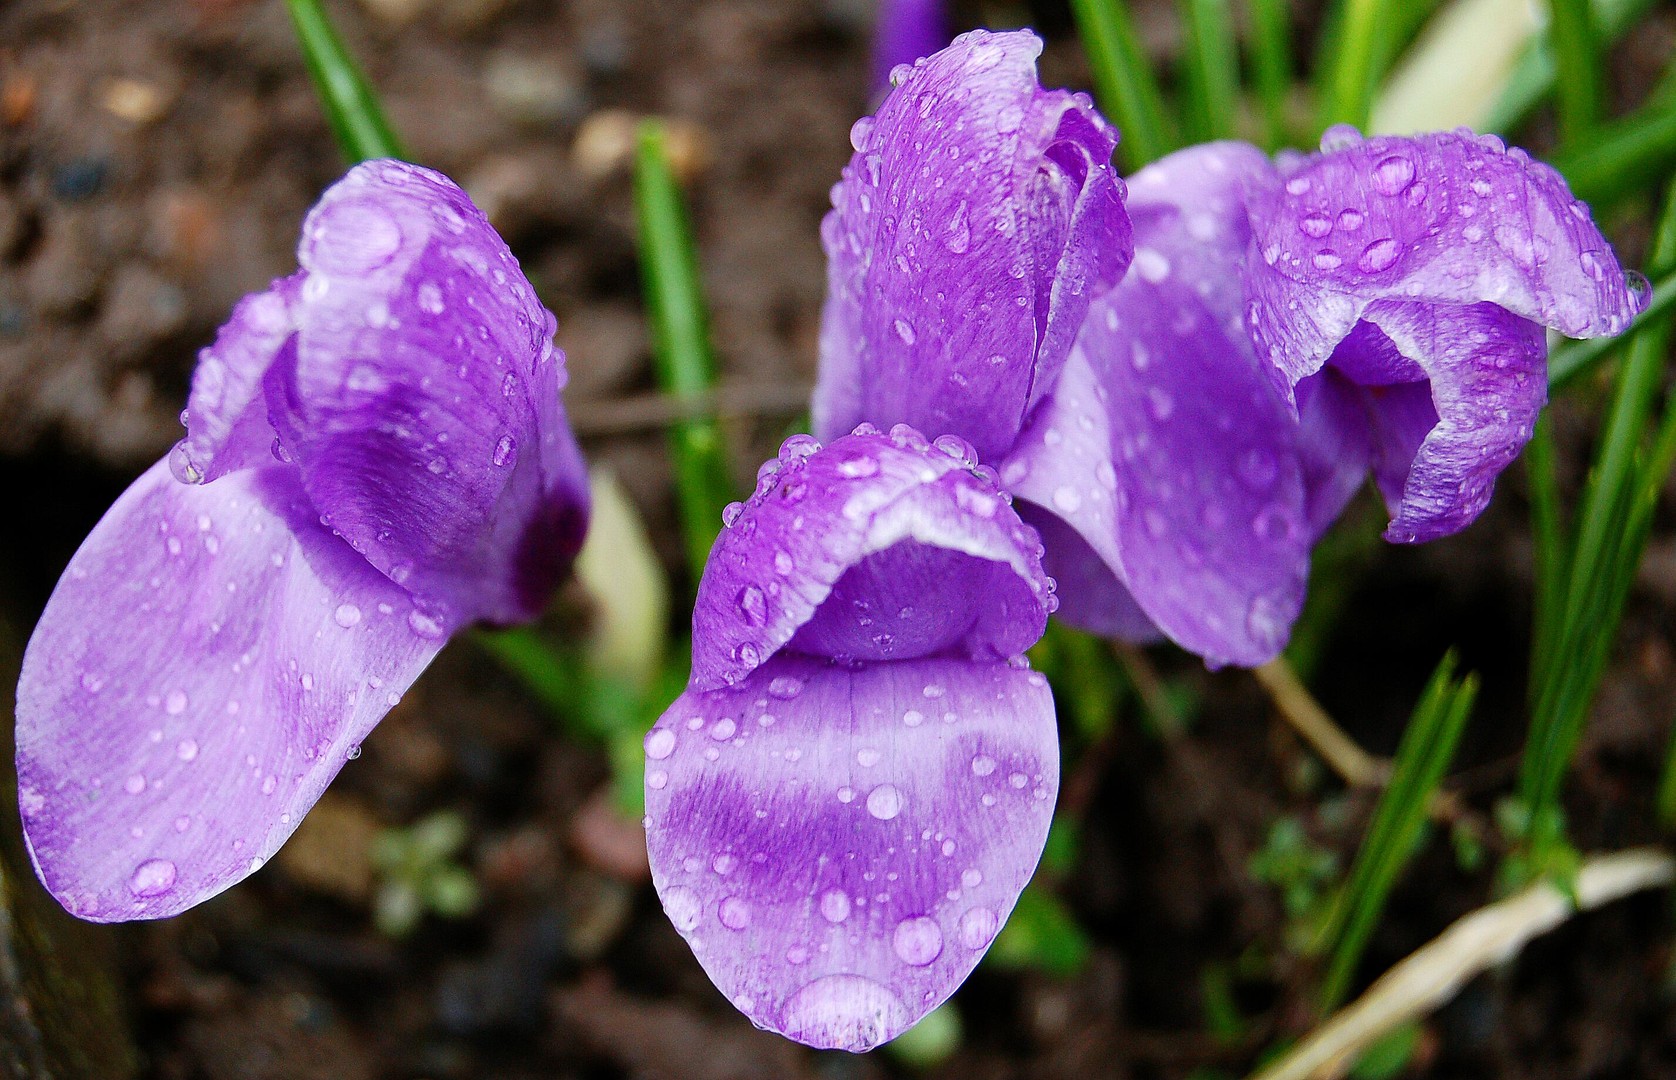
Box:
1356;301;1546;542
690;426;1054;691
16;462;445;921
1001;144;1310;667
1294;370;1375;539
813;29;1132;463
644;653;1057;1051
1248;127;1645;391
871;0;947;93
1014;505;1161;642
186;160;589;627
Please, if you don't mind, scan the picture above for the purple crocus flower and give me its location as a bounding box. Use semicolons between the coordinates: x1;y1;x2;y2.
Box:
1246;126;1646;543
16;160;589;922
644;425;1059;1051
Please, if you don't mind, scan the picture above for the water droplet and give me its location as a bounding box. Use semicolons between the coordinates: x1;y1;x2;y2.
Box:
664;884;702;931
962;868;983;888
644;728;676;760
1146;386;1175;421
168;441;204;484
334;604;362;628
129;858;177;897
1580;250;1606;282
1358;238;1399;273
971;755;996;777
866;784;902;820
408;609;447;639
736;585;767;626
902;709;924;727
1337;208;1364;232
1052;485;1083;513
1312;251;1342;270
780;974;908;1053
1371;155;1416;196
719;897;752;929
1299;213;1333;238
124;774;146;795
892;917;943;966
944;201;971;254
492;434;517;467
838;455;880;479
768;675;804;699
346;744;362;760
820;888;851;923
647;769;668;790
893;318;916;345
1238;448;1279;490
176;739;198;762
959;907;999;949
164;690;188;715
721;502;745;528
711;718;738;741
856;747;881;767
712;852;738;875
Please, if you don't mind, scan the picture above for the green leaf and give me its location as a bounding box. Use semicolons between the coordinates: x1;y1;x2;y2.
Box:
1316;0;1388;132
885;1001;963;1067
1349;1020;1422;1080
1178;0;1241;142
633;121;735;580
1319;654;1477;1009
1068;0;1177;169
1545;0;1604;147
1484;0;1657;134
1552;91;1676;209
1245;0;1295;149
284;0;405;163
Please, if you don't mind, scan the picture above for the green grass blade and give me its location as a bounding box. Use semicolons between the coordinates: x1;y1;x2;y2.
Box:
1519;175;1676;862
1546;0;1604;147
1525;418;1566;699
1069;0;1177;169
1552;92;1676;208
1549;271;1676;390
1317;0;1386;132
285;0;405;163
1319;655;1477;1009
1245;0;1295;149
1179;0;1241;142
633;121;735;580
1656;703;1676;830
1484;0;1655;133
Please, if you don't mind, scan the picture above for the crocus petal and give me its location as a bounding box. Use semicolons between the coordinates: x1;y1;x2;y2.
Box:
1013;505;1161;641
16;462;444;921
1355;300;1545;541
1294;370;1375;538
1247;127;1645;391
183;160;590;627
690;426;1054;691
644;652;1057;1051
1001;143;1310;667
814;29;1132;462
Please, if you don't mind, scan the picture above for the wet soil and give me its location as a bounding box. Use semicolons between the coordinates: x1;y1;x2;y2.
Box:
2;1;1675;1078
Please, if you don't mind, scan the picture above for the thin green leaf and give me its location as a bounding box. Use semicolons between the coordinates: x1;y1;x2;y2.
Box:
1179;0;1241;142
285;0;405;163
1484;0;1656;134
1546;0;1604;147
1552;92;1676;208
1245;0;1295;149
633;121;735;579
1069;0;1177;169
1317;0;1387;132
1524;418;1566;699
1319;655;1477;1009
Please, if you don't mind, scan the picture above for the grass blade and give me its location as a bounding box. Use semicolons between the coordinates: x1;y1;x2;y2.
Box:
1484;0;1656;134
633;121;736;580
1245;0;1294;149
1552;90;1676;208
1317;0;1387;132
1178;0;1241;142
1069;0;1177;169
1546;0;1604;147
284;0;405;163
1524;418;1566;698
1319;654;1478;1010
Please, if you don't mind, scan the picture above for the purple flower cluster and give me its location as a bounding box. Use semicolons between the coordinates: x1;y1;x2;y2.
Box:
12;23;1645;1058
16;161;589;921
644;29;1644;1050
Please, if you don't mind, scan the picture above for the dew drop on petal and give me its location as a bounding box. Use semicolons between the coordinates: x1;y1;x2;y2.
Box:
959;907;999;949
164;690;188;715
768;675;804;699
1372;155;1416;196
334;604;363;628
663;885;702;931
820;888;852;923
892;917;944;966
129;858;177;897
866;784;902;820
719;897;752;929
781;975;908;1053
1357;238;1399;273
971;755;996;777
